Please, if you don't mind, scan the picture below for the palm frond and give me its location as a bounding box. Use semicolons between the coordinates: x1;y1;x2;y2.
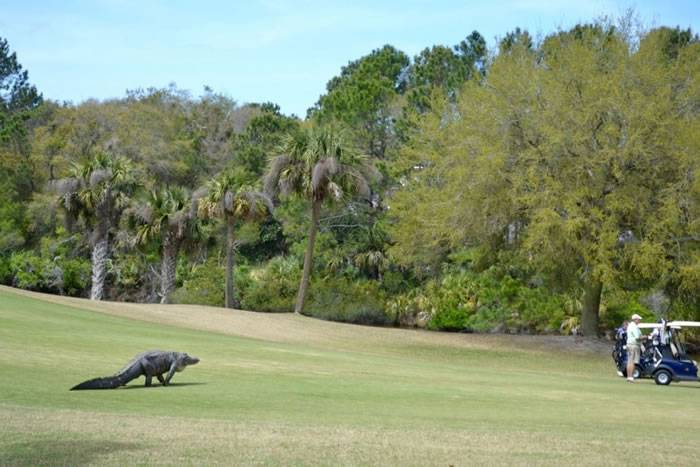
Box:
132;204;154;223
326;181;343;201
264;154;290;196
223;191;235;213
47;178;83;211
311;157;339;192
191;187;209;217
264;124;376;208
169;210;189;237
252;191;274;214
279;172;296;198
343;167;373;200
135;223;158;245
89;168;112;187
239;190;273;218
48;178;81;196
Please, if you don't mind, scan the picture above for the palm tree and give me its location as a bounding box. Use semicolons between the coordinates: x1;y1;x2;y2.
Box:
132;186;201;304
264;125;376;314
199;169;271;309
53;152;136;300
352;222;390;281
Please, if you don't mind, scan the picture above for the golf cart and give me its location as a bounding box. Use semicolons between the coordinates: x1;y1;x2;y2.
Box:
612;321;700;385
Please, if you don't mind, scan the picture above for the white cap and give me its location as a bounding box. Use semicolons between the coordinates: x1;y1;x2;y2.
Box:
631;314;642;321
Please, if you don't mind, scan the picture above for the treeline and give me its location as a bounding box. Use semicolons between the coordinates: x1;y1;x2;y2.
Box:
1;18;699;336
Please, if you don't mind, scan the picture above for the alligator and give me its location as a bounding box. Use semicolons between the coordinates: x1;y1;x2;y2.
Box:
70;350;200;390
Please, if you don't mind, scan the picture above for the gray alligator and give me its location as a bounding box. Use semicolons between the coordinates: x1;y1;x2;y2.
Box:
70;350;200;390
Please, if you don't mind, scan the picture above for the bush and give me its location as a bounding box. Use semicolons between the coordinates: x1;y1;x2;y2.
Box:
110;251;157;301
387;268;568;333
170;257;225;306
305;277;388;325
56;258;91;296
9;251;43;290
601;290;659;331
240;256;299;312
7;249;90;296
0;255;11;284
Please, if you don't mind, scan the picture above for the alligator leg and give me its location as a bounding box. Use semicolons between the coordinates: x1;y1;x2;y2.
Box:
140;360;156;387
164;362;178;385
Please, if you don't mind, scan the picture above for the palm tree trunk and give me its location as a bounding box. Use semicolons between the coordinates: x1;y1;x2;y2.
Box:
225;218;239;309
160;238;178;304
295;199;321;314
90;234;109;301
581;278;603;337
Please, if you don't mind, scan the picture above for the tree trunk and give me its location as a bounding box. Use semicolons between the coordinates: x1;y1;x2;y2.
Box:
581;279;603;337
225;218;239;309
160;238;178;304
90;234;109;301
295;199;321;314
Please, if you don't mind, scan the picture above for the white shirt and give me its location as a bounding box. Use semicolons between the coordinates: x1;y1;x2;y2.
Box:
626;321;642;346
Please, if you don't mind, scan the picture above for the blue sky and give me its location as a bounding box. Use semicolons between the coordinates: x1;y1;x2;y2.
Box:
1;0;698;117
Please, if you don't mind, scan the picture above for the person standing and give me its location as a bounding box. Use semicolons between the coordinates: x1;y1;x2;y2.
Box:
613;320;629;376
616;320;629;340
626;314;643;382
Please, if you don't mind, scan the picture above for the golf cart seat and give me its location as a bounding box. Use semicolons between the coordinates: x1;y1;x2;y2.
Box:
670;342;679;358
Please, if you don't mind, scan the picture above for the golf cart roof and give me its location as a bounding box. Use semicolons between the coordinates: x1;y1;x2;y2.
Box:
637;321;700;330
638;323;664;329
668;321;700;328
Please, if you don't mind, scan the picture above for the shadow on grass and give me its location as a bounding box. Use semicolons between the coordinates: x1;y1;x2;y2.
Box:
3;439;142;466
123;382;207;390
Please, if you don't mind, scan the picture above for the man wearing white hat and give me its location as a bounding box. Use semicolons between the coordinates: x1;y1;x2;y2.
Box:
626;314;643;382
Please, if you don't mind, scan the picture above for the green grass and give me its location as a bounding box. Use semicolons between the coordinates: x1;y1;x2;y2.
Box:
1;287;699;466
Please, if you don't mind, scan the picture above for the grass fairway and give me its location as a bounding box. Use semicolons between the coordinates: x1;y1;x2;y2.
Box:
1;286;698;466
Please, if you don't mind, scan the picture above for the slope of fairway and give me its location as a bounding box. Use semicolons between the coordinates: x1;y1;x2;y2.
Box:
1;286;698;466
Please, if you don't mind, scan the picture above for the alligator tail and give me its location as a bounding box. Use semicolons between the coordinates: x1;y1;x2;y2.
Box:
70;362;143;390
70;375;123;390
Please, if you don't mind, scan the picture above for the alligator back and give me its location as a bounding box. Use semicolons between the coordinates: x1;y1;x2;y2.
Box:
116;350;166;375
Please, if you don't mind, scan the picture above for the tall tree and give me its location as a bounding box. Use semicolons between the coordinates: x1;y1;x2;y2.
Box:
389;23;700;335
407;31;486;111
310;45;409;158
199;169;271;308
0;36;42;218
53;152;136;300
455;31;488;75
0;36;42;147
499;27;534;53
132;187;201;304
232;103;300;177
265;125;376;314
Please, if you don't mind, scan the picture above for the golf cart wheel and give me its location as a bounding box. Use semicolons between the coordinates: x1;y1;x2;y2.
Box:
633;366;641;379
621;366;641;378
654;370;672;386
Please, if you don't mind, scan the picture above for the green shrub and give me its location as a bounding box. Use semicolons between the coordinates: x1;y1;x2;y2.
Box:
429;305;470;331
387;268;568;333
170;257;225;306
56;258;91;296
378;270;411;295
305;277;388;325
9;251;43;290
110;251;155;300
7;249;90;296
0;255;11;284
601;290;658;331
240;256;299;312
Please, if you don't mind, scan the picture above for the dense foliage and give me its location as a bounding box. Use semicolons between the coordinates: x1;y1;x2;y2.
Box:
1;19;699;335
